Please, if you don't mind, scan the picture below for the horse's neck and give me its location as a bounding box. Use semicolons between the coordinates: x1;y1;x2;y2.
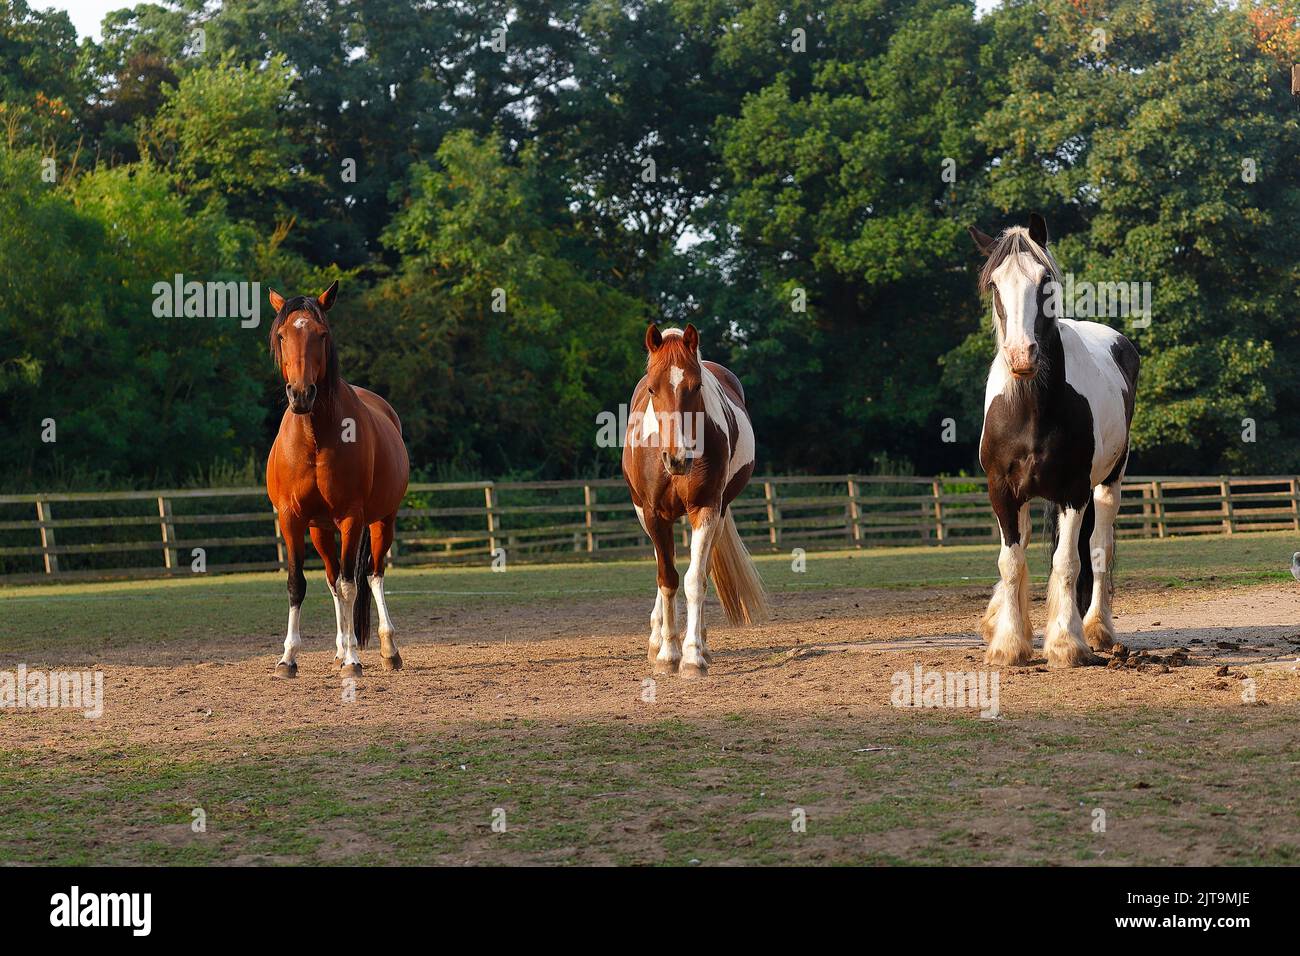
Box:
985;335;1067;446
301;379;351;448
1015;330;1067;414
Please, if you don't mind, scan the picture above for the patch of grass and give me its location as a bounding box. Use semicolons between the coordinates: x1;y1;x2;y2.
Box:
2;707;1297;865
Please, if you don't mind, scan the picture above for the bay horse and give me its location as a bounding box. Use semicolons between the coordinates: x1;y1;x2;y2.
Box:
621;324;770;678
968;214;1139;667
265;281;410;678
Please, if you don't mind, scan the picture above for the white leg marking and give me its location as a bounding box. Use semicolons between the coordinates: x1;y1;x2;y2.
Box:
279;605;302;666
1082;482;1120;650
653;584;680;667
369;575;395;635
986;542;1032;665
650;588;663;656
1044;506;1092;666
329;582;345;659
681;513;719;670
984;504;1032;664
338;578;361;667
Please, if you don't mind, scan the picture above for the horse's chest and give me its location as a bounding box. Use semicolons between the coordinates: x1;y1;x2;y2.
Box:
281;451;366;516
981;391;1095;502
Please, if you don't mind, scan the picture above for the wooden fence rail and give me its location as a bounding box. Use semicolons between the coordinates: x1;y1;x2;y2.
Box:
1;474;1297;584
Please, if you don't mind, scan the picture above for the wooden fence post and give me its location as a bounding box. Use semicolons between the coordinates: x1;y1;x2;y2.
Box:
484;485;498;555
158;496;178;570
1291;477;1299;532
846;479;862;547
1140;484;1152;537
764;481;780;548
35;498;58;574
931;479;946;545
1152;480;1166;538
583;484;596;552
1220;478;1234;534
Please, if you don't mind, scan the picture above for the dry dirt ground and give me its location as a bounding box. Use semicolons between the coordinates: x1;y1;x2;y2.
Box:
3;580;1299;865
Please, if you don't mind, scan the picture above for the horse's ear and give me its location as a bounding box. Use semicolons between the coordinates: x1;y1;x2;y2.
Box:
683;324;699;353
967;226;995;256
645;323;663;353
317;280;339;312
1028;213;1049;247
269;289;285;314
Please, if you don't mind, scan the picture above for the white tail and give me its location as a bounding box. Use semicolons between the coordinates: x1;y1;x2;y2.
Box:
709;511;771;626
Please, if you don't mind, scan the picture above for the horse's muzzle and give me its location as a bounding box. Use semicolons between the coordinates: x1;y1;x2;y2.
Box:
1006;343;1038;380
286;382;317;414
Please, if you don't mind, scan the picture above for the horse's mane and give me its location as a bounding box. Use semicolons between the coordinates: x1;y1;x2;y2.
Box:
269;295;340;394
977;227;1062;294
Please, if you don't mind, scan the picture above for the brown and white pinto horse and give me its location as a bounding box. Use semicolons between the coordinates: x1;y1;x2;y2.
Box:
265;281;410;679
621;324;770;678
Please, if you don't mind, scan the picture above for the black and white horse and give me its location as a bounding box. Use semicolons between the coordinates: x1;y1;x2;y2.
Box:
968;214;1139;667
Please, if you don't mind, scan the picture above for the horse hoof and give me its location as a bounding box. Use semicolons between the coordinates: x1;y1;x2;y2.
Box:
1045;643;1099;668
678;661;708;679
652;658;679;676
1083;618;1115;652
339;662;363;679
984;645;1032;667
273;662;297;679
381;653;402;672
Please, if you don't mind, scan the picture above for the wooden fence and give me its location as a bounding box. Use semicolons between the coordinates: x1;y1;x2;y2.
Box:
1;474;1297;584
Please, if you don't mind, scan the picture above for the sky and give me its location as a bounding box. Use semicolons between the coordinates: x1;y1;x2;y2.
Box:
39;0;1006;43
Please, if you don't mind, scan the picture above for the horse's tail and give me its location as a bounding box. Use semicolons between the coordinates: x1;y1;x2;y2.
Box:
353;530;373;649
709;510;770;627
1046;498;1095;617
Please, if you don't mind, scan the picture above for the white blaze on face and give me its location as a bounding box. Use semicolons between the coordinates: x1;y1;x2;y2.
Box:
990;252;1043;373
293;317;309;329
669;366;684;393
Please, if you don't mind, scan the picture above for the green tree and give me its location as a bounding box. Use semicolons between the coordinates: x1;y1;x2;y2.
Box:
0;141;285;484
358;130;647;476
699;0;992;472
0;0;88;151
140;52;309;225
